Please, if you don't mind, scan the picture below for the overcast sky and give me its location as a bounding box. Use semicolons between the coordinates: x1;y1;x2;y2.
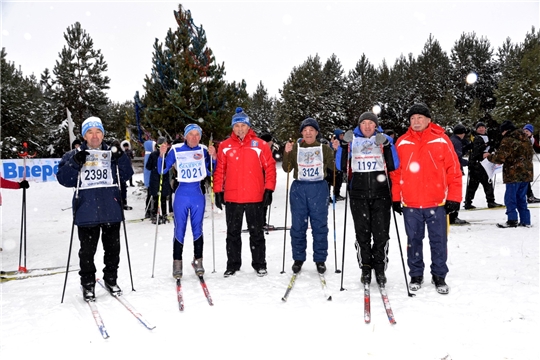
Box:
2;1;539;103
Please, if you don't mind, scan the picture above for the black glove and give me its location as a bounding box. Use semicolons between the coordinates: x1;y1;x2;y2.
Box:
262;189;273;207
73;150;89;165
214;192;224;210
110;140;124;160
392;201;402;215
375;133;390;146
19;180;29;189
444;201;460;214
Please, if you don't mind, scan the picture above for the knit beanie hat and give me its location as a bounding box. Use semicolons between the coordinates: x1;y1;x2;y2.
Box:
299;117;320;133
260;133;273;142
523;124;534;133
453;124;467;135
500;120;516;133
81;117;105;137
406;103;431;120
231;107;251;127
334;129;344;137
358;112;379;127
71;139;82;149
475;122;486;130
184;123;203;138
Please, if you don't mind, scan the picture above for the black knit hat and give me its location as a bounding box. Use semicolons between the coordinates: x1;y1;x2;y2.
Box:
453;124;467;135
475;122;486;130
500;120;516;133
358;112;379;126
299;117;320;133
407;103;431;120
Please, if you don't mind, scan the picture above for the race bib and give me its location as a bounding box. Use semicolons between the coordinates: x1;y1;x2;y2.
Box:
297;145;324;181
174;148;207;183
80;150;115;189
351;137;384;173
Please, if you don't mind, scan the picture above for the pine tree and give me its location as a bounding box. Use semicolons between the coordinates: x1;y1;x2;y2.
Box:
44;22;110;155
142;4;242;142
319;54;347;136
249;82;276;136
493;26;540;128
344;54;379;128
1;48;47;158
277;54;325;141
450;32;498;127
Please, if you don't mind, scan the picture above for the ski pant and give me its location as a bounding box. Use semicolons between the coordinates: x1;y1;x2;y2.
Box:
465;163;495;205
504;182;530;225
350;196;391;273
403;206;448;279
172;185;206;260
173;236;204;261
289;180;329;263
224;202;266;271
77;223;121;286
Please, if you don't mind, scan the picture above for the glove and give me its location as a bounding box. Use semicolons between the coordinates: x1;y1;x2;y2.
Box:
262;189;273;207
444;200;460;214
110;140;124;160
214;192;224;210
73;150;89;165
392;201;403;215
19;180;29;189
375;133;390;146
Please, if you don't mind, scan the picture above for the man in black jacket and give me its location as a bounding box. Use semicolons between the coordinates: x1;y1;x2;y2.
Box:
464;122;502;209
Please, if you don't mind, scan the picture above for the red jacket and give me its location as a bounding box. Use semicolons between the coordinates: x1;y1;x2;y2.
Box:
390;122;462;208
213;129;276;203
1;176;21;206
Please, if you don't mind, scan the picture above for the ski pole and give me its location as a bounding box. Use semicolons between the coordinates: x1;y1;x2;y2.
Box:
152;147;166;278
379;142;415;297
61;169;81;303
265;205;272;235
209;134;216;273
281;142;292;274
17;142;34;273
112;145;135;291
331;147;339;273
339;142;350;291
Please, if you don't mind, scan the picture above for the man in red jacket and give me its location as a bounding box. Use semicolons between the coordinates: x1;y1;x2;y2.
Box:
390;103;462;295
213;107;277;277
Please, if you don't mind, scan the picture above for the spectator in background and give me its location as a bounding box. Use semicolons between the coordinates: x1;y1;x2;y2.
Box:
449;124;472;225
332;129;348;202
146;137;172;224
260;133;275;229
488;120;533;228
143;137;155;218
464;122;502;210
522;124;540;203
122;141;135;187
71;139;82;150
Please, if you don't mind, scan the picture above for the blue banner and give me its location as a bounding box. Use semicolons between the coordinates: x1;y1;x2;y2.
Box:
1;158;61;182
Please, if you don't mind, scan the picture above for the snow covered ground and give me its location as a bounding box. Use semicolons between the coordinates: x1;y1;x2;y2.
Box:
1;159;539;360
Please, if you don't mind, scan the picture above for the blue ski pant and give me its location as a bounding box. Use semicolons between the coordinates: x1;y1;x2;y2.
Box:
172;183;205;259
289;180;329;263
504;182;530;225
403;206;448;278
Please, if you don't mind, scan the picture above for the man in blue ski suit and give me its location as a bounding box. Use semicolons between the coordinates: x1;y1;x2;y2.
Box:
157;124;216;278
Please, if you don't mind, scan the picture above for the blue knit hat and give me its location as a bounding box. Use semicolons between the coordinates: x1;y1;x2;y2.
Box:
184;123;202;138
334;129;344;137
81;117;105;137
299;117;320;133
231;107;251;127
523;124;534;133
